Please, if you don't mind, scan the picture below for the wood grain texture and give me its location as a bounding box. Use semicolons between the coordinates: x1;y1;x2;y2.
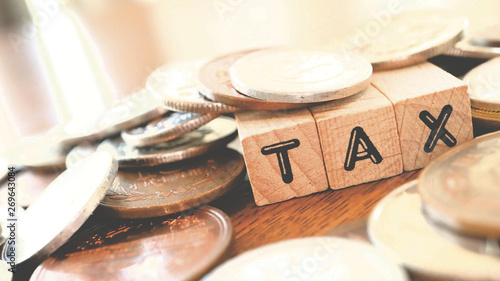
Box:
371;62;473;171
211;170;420;258
235;108;328;206
309;86;403;189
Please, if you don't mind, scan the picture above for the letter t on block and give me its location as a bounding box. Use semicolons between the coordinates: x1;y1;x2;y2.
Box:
235;108;329;206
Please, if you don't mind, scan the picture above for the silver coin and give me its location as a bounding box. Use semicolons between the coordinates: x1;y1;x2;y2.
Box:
95;89;168;137
4;136;69;170
340;9;467;70
230;47;372;103
446;39;500;59
0;260;12;281
0;159;7;182
121;112;219;147
147;60;241;113
65;142;98;168
44;115;105;148
463;57;500;112
98;116;237;167
368;180;500;280
1;152;117;264
203;237;408;281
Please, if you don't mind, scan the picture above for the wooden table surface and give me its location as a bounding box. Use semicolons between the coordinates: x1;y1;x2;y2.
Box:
211;169;420;259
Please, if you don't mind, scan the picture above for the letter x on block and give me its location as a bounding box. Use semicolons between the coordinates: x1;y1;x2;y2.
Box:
419;104;457;153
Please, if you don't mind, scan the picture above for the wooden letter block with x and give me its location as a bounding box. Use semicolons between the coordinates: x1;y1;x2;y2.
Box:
235;108;329;206
309;85;403;190
371;62;473;171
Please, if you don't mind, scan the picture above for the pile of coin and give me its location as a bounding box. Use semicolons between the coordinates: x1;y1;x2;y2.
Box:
1;7;500;280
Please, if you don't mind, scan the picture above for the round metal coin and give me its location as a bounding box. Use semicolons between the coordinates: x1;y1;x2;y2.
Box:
65;142;98;168
4;136;69;170
446;39;500;59
121;112;219;147
98;116;237;167
368;180;500;280
30;206;232;281
419;131;500;237
147;60;241;113
1;152;118;264
95;89;169;137
463;57;500;112
98;148;245;218
0;169;60;207
341;9;467;70
0;261;12;281
229;47;372;103
203;237;408;281
198;50;309;110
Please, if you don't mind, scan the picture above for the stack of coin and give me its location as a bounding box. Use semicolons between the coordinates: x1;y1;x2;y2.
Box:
463;57;500;136
366;131;500;280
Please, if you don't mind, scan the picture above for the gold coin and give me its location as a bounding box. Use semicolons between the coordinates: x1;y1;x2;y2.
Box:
30;206;232;281
198;49;309;110
121;112;219;147
203;237;408;281
230;47;372;103
98;148;245;218
1;152;117;264
341;9;467;70
369;180;500;280
419;131;500;237
147;60;241;113
98;116;237;167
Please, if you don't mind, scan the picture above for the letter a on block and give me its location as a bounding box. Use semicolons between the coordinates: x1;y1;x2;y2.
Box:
344;127;383;171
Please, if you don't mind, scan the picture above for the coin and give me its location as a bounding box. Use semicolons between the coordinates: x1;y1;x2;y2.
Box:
44;116;104;148
203;237;408;281
4;136;69;170
121;112;219;147
229;47;372;103
147;60;241;113
463;57;500;112
98;116;237;167
0;158;7;182
368;180;500;280
1;151;117;264
98;148;245;218
419;131;500;237
30;206;232;281
95;89;169;137
65;143;98;168
0;260;12;281
446;39;500;59
198;50;310;110
0;169;60;207
341;9;467;70
470;23;500;47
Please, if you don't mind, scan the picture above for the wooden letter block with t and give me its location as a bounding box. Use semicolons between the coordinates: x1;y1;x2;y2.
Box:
309;85;403;190
371;62;473;171
235;108;328;206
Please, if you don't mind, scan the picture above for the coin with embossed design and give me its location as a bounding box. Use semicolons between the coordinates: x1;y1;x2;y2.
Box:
341;9;467;70
203;237;407;281
463;57;500;112
1;152;117;264
98;148;245;218
198;50;309;110
229;47;372;103
121;112;219;147
30;206;232;281
147;61;241;113
419;131;500;237
98;116;237;167
369;180;500;280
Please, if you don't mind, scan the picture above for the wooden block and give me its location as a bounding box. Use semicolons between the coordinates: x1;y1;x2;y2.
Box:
371;62;473;171
309;85;403;190
235;108;328;206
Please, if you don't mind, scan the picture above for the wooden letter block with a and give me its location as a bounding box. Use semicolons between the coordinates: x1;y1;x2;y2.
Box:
309;85;403;190
371;62;473;171
235;108;328;206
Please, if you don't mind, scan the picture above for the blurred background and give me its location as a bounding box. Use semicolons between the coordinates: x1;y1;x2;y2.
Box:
0;0;499;155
